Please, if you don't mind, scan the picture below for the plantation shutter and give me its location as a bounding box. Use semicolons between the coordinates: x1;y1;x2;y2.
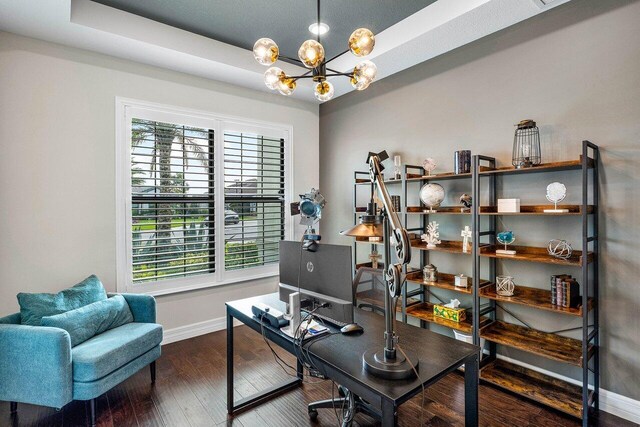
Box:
223;131;285;270
130;119;215;283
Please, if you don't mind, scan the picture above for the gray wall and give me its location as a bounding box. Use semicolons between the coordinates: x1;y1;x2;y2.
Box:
320;0;640;400
0;32;319;331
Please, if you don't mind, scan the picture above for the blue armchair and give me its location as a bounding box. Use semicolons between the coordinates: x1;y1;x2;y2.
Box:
0;293;162;426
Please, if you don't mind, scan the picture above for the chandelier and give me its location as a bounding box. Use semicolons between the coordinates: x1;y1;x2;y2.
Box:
252;0;377;102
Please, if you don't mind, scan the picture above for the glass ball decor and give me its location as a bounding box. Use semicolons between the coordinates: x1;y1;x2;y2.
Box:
350;60;377;90
419;183;445;212
314;81;334;102
253;38;279;65
298;40;325;68
277;75;296;96
349;28;375;57
264;67;284;90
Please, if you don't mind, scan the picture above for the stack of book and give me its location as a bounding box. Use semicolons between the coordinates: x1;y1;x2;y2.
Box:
550;275;581;308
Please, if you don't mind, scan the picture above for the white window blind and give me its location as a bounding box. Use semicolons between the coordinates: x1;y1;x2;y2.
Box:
130;119;215;283
223;132;285;270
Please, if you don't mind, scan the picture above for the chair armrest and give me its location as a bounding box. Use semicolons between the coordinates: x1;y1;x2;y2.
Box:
116;293;157;323
0;324;72;408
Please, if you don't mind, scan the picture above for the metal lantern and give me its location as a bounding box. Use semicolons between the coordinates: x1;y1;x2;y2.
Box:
512;119;541;168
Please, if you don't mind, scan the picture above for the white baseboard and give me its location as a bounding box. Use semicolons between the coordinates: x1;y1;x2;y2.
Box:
161;315;241;345
160;319;640;424
497;355;640;424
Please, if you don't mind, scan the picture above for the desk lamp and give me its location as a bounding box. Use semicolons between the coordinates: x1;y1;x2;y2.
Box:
341;150;419;379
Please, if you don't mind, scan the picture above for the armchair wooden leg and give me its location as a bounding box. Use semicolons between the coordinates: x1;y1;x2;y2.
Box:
89;398;96;427
150;361;156;383
10;401;17;414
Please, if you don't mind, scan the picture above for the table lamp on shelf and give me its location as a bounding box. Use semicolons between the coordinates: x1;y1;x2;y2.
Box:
341;150;419;380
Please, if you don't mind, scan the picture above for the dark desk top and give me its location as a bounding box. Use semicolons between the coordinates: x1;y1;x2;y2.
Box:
226;293;479;405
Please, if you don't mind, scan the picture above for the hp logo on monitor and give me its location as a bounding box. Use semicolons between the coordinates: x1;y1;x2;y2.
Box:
306;261;314;273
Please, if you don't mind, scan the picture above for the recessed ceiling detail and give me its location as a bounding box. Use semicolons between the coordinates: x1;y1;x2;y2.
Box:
90;0;436;64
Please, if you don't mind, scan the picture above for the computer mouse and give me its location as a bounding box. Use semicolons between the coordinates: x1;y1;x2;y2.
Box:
340;323;364;335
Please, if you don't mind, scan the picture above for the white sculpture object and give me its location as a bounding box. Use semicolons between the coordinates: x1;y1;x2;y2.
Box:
421;221;442;249
422;158;437;176
461;226;472;253
544;182;569;213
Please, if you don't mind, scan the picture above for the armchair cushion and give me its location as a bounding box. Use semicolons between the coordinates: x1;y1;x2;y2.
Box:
72;322;162;382
17;275;108;325
41;295;134;347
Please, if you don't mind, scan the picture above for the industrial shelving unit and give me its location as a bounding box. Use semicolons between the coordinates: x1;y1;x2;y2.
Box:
349;141;599;424
471;140;599;425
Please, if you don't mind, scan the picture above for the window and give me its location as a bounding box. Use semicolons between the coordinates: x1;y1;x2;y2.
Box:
116;100;291;295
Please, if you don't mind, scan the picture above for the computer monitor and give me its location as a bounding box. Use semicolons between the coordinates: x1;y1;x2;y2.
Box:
278;240;354;325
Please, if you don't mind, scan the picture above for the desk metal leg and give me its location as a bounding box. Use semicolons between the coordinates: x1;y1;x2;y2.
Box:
464;352;479;427
381;398;397;426
226;310;234;414
226;308;302;415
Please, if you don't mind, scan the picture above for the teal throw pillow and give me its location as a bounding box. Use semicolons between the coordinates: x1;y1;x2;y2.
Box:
17;275;108;326
41;295;134;347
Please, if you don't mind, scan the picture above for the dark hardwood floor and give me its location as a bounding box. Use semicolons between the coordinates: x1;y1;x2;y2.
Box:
0;325;635;427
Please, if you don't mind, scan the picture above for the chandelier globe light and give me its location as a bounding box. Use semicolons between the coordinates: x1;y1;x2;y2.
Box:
252;0;377;102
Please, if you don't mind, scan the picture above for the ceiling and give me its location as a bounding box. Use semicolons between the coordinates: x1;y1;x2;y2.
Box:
0;0;572;103
90;0;437;62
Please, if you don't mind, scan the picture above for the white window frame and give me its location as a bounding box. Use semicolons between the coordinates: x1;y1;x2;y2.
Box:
115;98;293;296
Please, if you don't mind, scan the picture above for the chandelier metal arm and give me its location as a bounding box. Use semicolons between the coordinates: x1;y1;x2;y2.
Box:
322;49;350;66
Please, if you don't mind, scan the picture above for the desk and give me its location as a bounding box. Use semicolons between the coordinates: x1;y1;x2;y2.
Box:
227;293;479;426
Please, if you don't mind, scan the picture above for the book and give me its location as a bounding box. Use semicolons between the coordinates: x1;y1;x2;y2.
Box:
551;274;572;306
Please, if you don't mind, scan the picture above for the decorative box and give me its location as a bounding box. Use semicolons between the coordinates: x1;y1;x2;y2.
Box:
454;274;468;288
433;304;466;323
497;198;521;213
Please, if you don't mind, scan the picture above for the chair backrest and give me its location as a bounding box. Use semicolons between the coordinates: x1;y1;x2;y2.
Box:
353;267;386;314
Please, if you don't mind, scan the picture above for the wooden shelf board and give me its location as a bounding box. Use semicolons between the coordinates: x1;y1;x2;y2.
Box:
406;302;490;334
480;244;593;266
410;239;481;255
405;206;471;215
479;284;593;317
479;205;594;216
356;289;416;312
480;320;593;367
406;271;486;295
481;359;584;419
354;262;385;270
479;157;594;176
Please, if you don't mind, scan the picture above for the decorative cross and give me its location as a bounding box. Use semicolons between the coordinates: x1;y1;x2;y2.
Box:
369;251;382;269
461;226;472;253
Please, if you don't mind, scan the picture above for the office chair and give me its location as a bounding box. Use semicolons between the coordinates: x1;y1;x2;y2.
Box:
307;267;384;425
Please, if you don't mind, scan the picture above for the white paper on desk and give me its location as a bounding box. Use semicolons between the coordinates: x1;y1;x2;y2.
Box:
281;319;328;339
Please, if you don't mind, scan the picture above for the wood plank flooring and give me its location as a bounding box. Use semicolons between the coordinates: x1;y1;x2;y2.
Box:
0;325;635;427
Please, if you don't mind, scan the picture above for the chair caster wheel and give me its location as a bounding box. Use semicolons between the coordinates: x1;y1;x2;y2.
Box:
308;409;318;420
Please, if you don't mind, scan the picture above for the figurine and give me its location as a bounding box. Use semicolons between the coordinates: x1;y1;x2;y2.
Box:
368;250;381;269
459;193;472;212
461;226;472;253
421;221;441;248
496;231;516;255
422;158;437;176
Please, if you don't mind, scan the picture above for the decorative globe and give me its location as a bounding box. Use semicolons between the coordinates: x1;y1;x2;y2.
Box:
349;28;375;57
548;239;573;259
419;183;445;210
253;38;279;65
298;39;325;68
264;67;284;90
314;81;334;102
